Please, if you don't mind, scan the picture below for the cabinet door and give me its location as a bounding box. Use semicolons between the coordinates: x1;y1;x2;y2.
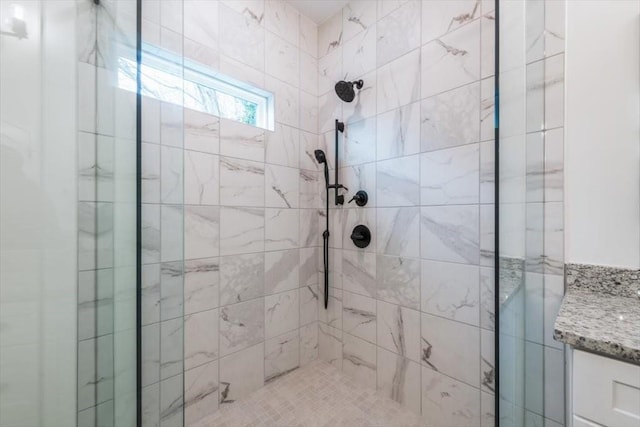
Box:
573;350;640;427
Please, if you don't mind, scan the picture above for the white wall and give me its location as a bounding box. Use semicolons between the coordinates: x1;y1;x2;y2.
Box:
565;0;640;269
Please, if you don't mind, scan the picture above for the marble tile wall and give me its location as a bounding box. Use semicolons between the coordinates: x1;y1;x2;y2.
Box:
139;1;320;425
316;1;497;425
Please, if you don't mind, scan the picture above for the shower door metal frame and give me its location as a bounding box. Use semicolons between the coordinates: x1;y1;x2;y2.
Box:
494;0;501;424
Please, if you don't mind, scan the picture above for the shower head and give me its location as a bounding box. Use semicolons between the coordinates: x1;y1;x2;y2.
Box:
334;80;364;103
314;149;327;164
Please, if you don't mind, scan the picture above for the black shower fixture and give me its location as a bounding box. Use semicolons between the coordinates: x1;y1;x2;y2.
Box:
348;190;368;207
335;80;364;103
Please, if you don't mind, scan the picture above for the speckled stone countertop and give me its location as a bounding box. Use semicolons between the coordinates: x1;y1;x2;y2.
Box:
554;264;640;364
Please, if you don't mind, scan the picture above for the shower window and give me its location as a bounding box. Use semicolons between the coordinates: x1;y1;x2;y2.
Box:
118;44;274;130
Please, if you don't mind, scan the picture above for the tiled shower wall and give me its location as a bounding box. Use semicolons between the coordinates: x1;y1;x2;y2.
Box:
315;0;498;424
499;0;567;425
139;1;321;425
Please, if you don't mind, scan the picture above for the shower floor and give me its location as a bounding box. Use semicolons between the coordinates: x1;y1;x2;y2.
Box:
194;359;426;427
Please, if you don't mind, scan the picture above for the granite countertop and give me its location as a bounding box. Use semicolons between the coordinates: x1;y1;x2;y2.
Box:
554;264;640;364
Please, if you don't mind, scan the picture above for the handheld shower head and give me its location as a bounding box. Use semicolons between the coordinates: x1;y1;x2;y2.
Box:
314;149;327;164
334;80;364;103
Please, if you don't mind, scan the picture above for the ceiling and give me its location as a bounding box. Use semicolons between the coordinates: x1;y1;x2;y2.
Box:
288;0;348;24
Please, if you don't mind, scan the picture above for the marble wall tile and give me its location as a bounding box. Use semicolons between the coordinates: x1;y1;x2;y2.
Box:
219;343;264;404
220;207;265;255
219;157;265;207
142;383;160;427
300;322;319;365
219;253;265;305
526;60;545;134
421;20;480;99
318;48;343;97
377;0;409;21
142;95;160;144
377;300;421;362
300;53;319;97
142;205;161;264
265;164;299;208
342;0;377;42
377;48;421;114
480;329;495;395
543;202;563;275
422;0;481;44
184;0;219;48
184;360;219;426
329;208;344;249
161;145;183;204
299;210;320;248
342;333;377;389
299;91;319;134
376;255;420;309
481;391;495;427
377;347;421;414
421;82;481;152
421;144;480;205
219;118;265;162
265;249;299;295
377;155;420;207
184;150;219;206
544;54;564;130
544;346;565;424
266;77;300;128
300;131;320;171
480;205;495;267
299;13;318;58
420;205;480;264
265;208;299;250
319;92;343;135
343;27;377;80
265;0;299;46
159;374;183;427
342;250;376;297
376;0;420;67
480;140;495;204
184;206;219;260
160;261;183;321
78;269;114;341
480;11;495;80
266;122;300;168
343;73;377;124
219;54;265;88
544;128;563;202
219;4;265;71
265;329;300;382
526;132;544;202
142;142;161;203
376;208;420;258
543;274;563;350
160;318;183;380
342;163;377;207
77;336;114;410
265;31;299;87
219;299;265;356
318;322;343;368
343;117;377;166
480;77;495;143
300;284;319;326
526;0;545;64
161;102;183;148
421;260;480;326
184;37;220;71
299;170;321;209
421;313;480;388
479;267;494;331
421;367;481;427
318;11;343;58
376;102;421;161
265;289;299;339
184;257;219;315
342;291;377;343
184;309;219;370
78;133;114;202
142;264;161;326
545;0;565;58
318;288;342;329
78;202;114;271
219;0;264;24
300;246;320;286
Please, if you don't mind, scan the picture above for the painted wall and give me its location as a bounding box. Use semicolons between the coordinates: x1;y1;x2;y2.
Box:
565;0;640;269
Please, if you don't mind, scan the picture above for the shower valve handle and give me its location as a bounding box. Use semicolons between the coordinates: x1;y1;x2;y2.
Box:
348;191;368;207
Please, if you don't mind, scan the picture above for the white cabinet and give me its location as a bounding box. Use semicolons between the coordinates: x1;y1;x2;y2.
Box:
572;350;640;427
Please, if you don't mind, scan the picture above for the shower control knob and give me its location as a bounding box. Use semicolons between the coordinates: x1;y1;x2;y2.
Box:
348;191;368;207
350;225;371;249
